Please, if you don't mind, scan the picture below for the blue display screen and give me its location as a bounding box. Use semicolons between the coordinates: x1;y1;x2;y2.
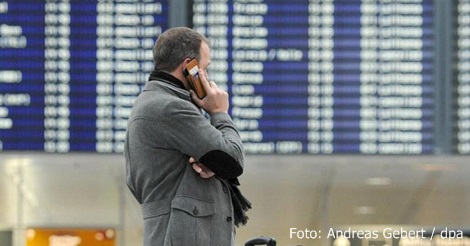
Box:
3;0;467;155
193;0;436;154
0;0;168;152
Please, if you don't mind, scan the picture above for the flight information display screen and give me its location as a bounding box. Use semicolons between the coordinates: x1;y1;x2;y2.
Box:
0;0;467;154
193;0;435;154
0;0;167;152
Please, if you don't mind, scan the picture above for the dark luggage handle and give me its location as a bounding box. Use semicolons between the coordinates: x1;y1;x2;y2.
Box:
244;236;277;246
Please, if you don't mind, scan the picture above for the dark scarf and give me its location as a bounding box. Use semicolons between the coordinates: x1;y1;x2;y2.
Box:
228;178;252;227
149;70;185;89
149;70;252;227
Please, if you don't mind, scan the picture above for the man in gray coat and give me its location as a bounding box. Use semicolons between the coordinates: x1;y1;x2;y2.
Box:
124;27;250;246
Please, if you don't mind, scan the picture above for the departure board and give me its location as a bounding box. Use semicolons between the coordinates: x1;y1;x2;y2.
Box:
0;0;167;152
455;0;470;154
193;0;435;154
2;0;466;155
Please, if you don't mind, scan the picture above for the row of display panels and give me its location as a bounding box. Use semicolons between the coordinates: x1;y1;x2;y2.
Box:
0;0;469;154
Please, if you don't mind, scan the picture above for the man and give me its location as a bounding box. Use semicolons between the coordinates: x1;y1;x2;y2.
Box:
124;27;250;246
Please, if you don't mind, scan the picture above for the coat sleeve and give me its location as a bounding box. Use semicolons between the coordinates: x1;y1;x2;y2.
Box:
158;100;244;179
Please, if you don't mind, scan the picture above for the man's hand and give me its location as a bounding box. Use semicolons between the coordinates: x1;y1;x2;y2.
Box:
190;157;215;179
190;69;229;114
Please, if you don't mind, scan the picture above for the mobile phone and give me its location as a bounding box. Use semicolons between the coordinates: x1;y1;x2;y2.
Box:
183;59;206;99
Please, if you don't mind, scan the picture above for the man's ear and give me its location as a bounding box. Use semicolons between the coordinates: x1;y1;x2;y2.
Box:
178;59;189;75
182;58;192;68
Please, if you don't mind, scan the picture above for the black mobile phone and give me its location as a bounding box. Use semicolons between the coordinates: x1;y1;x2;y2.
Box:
183;59;206;99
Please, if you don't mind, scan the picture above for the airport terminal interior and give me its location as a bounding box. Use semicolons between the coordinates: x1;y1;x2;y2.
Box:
1;0;470;245
1;154;470;246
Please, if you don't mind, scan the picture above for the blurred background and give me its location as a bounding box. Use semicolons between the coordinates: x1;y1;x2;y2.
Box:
0;0;469;245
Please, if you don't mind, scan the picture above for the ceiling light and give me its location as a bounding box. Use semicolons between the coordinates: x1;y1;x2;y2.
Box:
366;177;391;186
354;206;376;215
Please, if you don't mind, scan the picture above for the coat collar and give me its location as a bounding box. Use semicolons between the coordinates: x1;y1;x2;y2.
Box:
148;70;186;90
144;71;191;101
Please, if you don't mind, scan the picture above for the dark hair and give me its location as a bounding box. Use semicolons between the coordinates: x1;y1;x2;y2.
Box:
153;27;209;72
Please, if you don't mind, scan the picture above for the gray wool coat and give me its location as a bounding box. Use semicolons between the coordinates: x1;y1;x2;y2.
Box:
124;74;245;246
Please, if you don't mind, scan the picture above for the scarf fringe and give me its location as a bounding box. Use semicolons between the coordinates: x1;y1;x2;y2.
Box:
228;180;252;227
